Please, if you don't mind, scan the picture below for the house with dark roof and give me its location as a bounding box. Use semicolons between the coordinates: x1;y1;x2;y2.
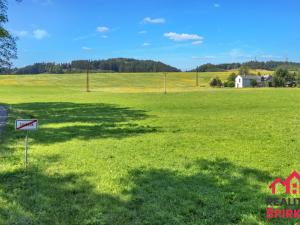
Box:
235;75;273;88
235;75;261;88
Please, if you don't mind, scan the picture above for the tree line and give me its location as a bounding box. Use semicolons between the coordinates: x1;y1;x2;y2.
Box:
192;61;300;72
4;58;180;74
5;59;300;75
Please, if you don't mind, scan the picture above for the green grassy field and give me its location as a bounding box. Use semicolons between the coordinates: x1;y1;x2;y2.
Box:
0;72;299;225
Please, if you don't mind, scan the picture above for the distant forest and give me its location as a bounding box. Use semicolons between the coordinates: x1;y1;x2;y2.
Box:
2;58;180;74
1;58;300;74
191;61;300;72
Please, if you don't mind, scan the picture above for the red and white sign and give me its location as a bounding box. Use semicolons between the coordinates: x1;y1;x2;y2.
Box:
15;119;38;131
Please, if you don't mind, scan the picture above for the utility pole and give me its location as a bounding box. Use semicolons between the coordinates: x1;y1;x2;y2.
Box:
196;67;199;87
164;72;167;94
86;60;90;92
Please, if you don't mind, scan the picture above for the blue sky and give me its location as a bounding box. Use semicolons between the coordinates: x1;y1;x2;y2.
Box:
7;0;300;70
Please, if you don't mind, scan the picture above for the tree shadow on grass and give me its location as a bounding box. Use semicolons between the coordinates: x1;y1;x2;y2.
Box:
0;158;284;225
4;102;157;145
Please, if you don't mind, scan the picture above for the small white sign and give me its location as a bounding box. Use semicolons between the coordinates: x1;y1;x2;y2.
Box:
15;119;38;131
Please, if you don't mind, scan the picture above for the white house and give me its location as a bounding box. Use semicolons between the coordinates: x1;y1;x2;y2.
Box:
235;75;262;88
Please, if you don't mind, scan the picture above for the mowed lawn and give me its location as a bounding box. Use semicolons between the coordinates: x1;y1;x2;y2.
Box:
0;72;300;225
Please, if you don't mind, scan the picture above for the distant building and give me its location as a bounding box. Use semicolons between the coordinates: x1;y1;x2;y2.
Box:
235;75;261;88
235;75;272;88
261;75;273;87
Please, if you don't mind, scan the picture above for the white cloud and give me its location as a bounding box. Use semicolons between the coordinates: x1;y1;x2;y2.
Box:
138;30;147;34
12;29;49;39
164;32;203;43
13;30;29;38
142;42;150;46
142;17;165;24
33;29;48;39
82;46;92;51
214;3;220;7
96;26;109;33
192;40;203;45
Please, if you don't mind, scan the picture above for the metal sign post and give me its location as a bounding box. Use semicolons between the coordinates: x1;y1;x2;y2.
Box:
25;131;29;169
15;119;38;169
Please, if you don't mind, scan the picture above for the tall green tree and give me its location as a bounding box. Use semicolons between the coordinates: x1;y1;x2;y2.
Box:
0;0;17;69
296;70;300;86
238;66;250;75
273;68;294;87
227;72;237;82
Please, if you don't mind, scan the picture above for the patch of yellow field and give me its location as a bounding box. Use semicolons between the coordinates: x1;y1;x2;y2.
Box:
0;70;274;93
0;79;19;85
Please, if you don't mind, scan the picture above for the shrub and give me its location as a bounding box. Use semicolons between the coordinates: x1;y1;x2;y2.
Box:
264;81;270;87
210;77;222;87
250;79;258;87
224;81;235;87
224;73;237;88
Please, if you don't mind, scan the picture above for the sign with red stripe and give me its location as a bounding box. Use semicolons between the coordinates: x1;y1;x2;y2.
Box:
15;119;38;131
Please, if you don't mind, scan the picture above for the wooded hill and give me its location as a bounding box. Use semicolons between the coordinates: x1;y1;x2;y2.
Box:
7;58;180;74
2;59;300;75
191;61;300;72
